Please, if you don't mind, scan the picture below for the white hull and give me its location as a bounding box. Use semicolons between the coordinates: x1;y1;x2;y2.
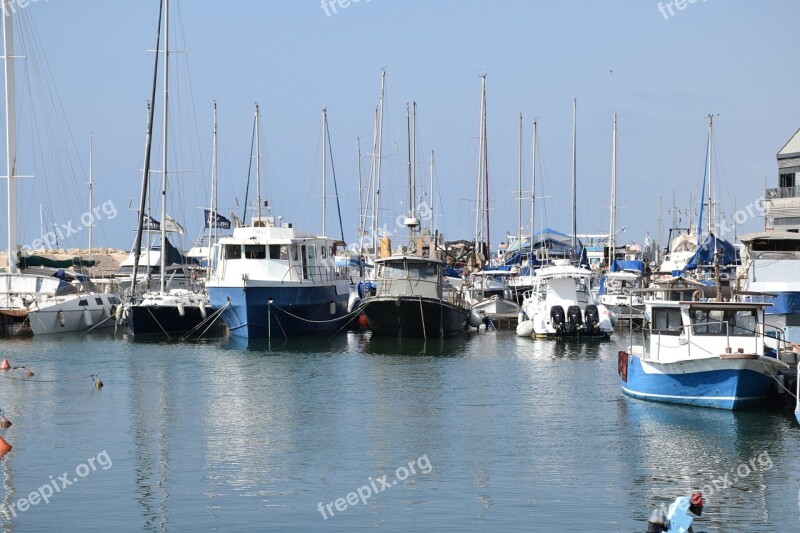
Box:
28;294;120;335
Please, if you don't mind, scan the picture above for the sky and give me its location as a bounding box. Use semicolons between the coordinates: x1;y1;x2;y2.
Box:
2;0;799;255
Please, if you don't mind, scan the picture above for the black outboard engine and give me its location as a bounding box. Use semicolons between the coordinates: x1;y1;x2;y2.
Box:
550;305;566;335
567;305;583;335
584;304;600;335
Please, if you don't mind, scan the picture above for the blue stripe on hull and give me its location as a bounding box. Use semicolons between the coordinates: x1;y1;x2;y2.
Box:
208;285;348;338
621;356;774;410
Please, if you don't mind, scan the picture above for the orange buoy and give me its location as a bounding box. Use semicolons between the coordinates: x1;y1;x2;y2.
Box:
0;436;11;455
358;314;369;329
0;358;9;370
0;415;10;429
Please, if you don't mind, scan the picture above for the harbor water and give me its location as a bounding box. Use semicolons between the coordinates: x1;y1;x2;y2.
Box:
0;330;798;531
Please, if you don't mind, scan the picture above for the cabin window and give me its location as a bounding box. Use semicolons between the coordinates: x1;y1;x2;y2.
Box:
225;244;242;259
95;297;103;305
291;245;298;261
79;299;88;306
652;307;682;335
321;246;327;258
691;309;757;336
269;245;288;260
308;246;316;259
244;245;266;259
408;264;436;279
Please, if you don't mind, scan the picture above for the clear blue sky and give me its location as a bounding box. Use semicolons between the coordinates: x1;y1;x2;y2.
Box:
4;0;799;253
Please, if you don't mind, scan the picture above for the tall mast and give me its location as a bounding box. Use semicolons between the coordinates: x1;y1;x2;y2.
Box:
373;69;386;256
609;113;617;266
207;101;218;266
255;103;262;223
356;136;363;245
706;114;713;237
322;107;327;235
531;119;537;249
411;101;417;241
517;113;523;260
571;98;577;254
429;150;435;236
88;132;94;256
406;103;412;245
158;0;170;295
483;79;490;260
3;2;18;272
474;75;488;257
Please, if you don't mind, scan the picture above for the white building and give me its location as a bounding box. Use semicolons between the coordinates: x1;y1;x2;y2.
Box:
765;128;800;232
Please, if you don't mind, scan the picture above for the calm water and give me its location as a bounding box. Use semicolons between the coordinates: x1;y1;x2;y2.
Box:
0;329;797;531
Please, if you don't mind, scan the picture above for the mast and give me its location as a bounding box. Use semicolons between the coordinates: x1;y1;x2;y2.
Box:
207;101;218;266
88;133;94;256
3;1;18;272
483;79;490;261
474;75;488;258
429;150;435;236
657;196;663;264
609;113;617;266
255;103;262;223
373;69;385;257
322;107;327;236
356;136;363;245
706;114;713;237
158;0;169;295
517;113;523;261
411;101;417;241
406;103;412;244
531;119;537;251
571;98;577;255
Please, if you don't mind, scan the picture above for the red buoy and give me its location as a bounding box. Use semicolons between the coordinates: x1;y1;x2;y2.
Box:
0;358;9;371
358;314;369;329
0;436;11;455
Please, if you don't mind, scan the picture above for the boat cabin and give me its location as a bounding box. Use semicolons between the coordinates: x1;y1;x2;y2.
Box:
374;256;445;300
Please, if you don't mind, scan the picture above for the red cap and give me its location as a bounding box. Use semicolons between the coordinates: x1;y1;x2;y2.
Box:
690;492;703;506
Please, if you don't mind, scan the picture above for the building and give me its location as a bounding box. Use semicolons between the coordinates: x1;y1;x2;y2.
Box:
765;128;800;232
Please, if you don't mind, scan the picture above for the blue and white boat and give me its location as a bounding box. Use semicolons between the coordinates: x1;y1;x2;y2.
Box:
618;300;787;410
206;217;351;338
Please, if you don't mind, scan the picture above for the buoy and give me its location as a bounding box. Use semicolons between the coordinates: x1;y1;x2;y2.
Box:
58;309;66;327
0;436;11;455
25;368;34;377
468;310;482;328
199;301;207;319
357;314;369;328
177;301;186;317
82;308;93;327
115;304;124;324
0;358;9;370
0;415;11;429
94;376;103;389
516;320;534;337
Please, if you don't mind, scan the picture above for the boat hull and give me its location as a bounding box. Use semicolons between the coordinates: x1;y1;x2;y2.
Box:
362;296;469;338
619;352;777;410
126;304;207;336
208;284;349;338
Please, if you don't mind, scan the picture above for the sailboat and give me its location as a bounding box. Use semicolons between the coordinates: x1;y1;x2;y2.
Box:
125;0;210;336
360;101;472;337
206;103;350;338
0;3;118;335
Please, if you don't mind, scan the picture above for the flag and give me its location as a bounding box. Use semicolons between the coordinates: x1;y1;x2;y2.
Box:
204;209;232;230
164;215;185;235
143;214;160;231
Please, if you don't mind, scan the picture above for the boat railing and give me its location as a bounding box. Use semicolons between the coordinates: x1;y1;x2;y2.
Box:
281;264;349;284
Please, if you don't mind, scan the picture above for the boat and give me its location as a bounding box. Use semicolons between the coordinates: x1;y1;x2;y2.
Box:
517;259;613;338
360;255;472;337
0;5;117;335
206;103;350;338
618;299;788;410
125;0;210;336
464;270;520;316
796;361;800;424
597;260;647;324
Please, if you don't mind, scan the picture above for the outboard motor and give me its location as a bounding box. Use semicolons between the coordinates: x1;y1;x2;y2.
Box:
549;305;566;335
567;305;583;335
584;304;600;335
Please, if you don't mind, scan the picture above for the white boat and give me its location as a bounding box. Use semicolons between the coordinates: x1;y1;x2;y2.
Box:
597;268;646;324
517;260;613;338
464;270;521;315
618;300;788;410
0;6;119;335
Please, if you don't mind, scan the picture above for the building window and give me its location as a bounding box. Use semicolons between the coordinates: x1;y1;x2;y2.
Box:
775;217;800;226
779;172;796;188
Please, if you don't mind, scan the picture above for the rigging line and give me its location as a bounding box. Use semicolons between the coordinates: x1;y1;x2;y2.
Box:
241;112;256;223
0;372;98;383
325;115;345;242
144;305;172;339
